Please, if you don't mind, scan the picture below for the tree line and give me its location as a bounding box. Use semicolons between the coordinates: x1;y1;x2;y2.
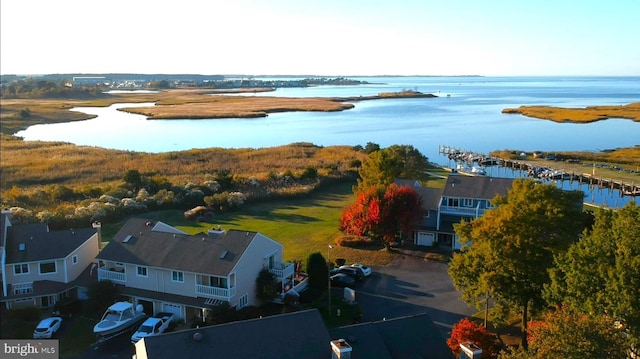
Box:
0;78;104;99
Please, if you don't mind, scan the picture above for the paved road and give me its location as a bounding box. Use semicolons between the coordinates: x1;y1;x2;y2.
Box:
350;251;476;338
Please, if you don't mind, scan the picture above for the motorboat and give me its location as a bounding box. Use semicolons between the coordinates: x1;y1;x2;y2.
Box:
93;301;146;336
456;163;486;176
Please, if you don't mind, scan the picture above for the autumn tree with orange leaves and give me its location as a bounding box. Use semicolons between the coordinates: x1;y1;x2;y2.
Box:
339;183;423;248
447;318;501;359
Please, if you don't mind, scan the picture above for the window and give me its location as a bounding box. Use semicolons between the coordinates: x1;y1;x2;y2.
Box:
447;198;459;207
39;261;56;274
72;255;78;265
462;198;474;207
137;266;148;277
14;264;29;275
238;294;248;309
13;286;33;295
172;271;184;283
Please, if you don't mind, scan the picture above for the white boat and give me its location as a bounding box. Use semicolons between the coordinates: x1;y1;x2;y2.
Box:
93;302;146;336
455;163;487;176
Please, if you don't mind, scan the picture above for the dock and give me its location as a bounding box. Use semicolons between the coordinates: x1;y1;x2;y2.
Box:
438;145;640;198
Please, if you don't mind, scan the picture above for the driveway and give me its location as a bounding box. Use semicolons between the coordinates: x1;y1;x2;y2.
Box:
351;248;476;338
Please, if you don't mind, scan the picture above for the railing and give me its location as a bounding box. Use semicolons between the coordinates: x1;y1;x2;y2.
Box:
97;268;126;284
196;284;235;299
12;282;33;295
268;262;294;280
439;205;485;217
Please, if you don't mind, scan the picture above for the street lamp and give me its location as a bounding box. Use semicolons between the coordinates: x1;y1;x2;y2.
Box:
328;244;333;317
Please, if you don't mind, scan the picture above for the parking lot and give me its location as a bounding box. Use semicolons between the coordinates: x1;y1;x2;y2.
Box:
350;248;476;338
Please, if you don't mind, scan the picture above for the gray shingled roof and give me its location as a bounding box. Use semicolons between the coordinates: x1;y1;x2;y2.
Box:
139;309;332;359
442;175;513;199
329;313;454;359
416;186;444;211
96;218;257;276
6;224;97;264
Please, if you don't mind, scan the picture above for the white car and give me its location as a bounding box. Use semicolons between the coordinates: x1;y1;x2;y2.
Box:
33;317;62;338
350;263;372;277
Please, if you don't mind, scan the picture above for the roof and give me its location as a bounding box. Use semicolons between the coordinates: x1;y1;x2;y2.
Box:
441;175;513;200
329;313;454;359
108;301;134;312
96;218;264;276
137;309;331;359
394;179;421;188
5;224;97;264
416;186;444;211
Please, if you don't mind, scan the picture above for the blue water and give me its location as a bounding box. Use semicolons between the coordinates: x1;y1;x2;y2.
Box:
14;76;640;207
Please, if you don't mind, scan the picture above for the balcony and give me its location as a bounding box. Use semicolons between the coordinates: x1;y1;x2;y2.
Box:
268;261;294;280
97;268;126;284
196;284;236;299
439;205;485;217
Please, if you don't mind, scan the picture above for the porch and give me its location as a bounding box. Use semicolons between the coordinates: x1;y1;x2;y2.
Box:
97;268;126;284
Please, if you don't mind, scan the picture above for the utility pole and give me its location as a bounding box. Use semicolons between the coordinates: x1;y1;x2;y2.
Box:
328;244;333;317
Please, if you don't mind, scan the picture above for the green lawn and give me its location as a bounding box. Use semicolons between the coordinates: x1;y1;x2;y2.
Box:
101;181;395;266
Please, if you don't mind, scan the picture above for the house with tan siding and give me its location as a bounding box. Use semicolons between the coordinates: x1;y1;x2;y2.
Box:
96;218;300;322
0;210;99;309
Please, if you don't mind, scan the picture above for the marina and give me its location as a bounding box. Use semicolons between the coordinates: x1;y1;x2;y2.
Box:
439;145;640;207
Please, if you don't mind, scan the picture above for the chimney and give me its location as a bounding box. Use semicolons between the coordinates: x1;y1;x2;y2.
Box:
459;342;482;359
330;339;352;359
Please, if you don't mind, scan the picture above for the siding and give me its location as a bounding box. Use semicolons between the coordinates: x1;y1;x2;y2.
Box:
231;233;283;307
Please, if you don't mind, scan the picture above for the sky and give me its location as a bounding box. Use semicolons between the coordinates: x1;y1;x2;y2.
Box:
1;0;639;76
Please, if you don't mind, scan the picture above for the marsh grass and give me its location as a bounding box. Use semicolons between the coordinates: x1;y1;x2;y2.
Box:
502;102;640;123
1;136;366;190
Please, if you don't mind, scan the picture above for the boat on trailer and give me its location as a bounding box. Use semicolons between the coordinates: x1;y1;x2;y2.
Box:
93;301;146;337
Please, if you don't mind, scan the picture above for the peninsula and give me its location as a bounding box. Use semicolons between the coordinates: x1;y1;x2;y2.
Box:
502;102;640;123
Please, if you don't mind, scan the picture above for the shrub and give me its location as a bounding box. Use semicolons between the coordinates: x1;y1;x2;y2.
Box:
335;236;375;248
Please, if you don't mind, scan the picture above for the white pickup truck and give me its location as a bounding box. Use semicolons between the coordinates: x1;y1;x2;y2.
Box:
131;312;174;343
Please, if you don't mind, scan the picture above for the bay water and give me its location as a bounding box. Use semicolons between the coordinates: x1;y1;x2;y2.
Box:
14;76;640;207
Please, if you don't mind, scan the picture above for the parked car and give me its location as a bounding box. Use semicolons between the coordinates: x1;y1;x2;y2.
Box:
337;266;364;280
349;263;372;277
131;312;175;343
330;273;356;288
33;317;62;339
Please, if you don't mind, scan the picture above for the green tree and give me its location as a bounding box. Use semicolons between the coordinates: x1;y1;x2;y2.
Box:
356;145;429;191
546;202;640;354
255;268;279;303
123;169;143;192
86;280;121;316
306;252;329;294
449;179;585;349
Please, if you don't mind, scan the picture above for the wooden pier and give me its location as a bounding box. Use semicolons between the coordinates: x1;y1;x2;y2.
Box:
438;145;640;197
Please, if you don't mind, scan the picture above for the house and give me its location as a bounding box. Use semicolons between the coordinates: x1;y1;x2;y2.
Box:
133;309;453;359
96;218;302;322
0;210;99;309
134;309;332;359
399;175;514;250
329;313;454;359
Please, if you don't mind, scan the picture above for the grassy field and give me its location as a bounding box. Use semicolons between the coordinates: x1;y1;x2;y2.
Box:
101;181;396;266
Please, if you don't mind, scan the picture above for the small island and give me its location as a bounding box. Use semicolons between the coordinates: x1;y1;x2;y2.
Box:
119;90;437;120
502;102;640;123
